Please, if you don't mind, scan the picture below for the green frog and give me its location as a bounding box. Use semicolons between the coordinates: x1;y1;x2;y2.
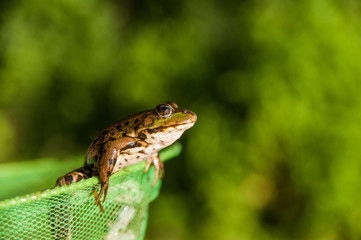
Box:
55;102;197;204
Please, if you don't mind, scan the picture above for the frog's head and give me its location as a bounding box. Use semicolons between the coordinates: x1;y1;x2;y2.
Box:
136;102;197;150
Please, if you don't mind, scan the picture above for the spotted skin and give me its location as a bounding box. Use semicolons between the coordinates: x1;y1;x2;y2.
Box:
55;102;197;205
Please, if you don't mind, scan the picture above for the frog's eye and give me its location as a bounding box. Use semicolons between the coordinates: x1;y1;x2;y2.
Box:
155;104;173;118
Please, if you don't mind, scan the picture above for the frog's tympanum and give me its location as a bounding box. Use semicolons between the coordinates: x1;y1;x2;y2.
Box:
55;102;197;204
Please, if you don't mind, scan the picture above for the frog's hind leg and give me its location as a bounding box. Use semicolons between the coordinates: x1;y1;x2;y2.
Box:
55;165;93;187
52;166;94;238
55;172;85;187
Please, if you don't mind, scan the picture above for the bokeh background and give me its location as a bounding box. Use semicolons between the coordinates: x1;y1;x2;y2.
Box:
1;0;361;239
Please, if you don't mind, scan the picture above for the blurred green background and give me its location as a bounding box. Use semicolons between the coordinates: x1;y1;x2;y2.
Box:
1;0;361;239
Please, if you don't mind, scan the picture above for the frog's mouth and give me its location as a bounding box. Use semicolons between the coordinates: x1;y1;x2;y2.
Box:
147;120;195;134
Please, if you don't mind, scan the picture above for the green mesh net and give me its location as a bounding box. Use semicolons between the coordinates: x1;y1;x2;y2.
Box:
0;143;182;240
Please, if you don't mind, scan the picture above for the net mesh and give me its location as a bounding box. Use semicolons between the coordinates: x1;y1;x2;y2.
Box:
0;143;182;240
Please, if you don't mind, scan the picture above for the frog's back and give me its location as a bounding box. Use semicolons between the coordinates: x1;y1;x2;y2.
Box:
85;110;151;163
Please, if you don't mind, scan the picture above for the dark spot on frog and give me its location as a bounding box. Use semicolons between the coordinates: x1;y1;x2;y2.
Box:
100;147;107;156
64;175;74;183
76;174;84;181
115;124;122;132
120;141;142;151
134;118;139;124
109;137;117;141
95;142;106;155
93;135;105;146
156;124;180;131
108;158;116;166
124;158;128;162
136;156;140;159
147;128;158;134
138;150;145;154
124;120;129;126
138;132;146;140
107;171;112;177
83;165;95;178
102;130;109;135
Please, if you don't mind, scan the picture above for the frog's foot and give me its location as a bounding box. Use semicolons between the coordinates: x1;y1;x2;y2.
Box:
144;156;164;187
95;181;109;204
55;172;87;187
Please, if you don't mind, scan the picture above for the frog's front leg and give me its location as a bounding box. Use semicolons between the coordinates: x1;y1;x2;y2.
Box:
144;153;164;187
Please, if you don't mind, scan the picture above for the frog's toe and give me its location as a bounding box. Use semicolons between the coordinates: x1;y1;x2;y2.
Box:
152;171;159;187
144;159;152;174
152;160;164;187
93;189;105;212
143;157;164;188
95;182;109;204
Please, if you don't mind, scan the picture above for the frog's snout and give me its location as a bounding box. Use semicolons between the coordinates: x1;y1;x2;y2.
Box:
182;109;197;123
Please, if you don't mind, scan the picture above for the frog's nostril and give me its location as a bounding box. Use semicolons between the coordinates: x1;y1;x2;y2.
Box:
182;109;194;115
181;109;197;121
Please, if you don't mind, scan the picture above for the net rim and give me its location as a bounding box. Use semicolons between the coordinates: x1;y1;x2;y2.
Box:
0;142;182;208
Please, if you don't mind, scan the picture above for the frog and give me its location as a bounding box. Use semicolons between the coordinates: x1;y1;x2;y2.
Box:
55;102;197;205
